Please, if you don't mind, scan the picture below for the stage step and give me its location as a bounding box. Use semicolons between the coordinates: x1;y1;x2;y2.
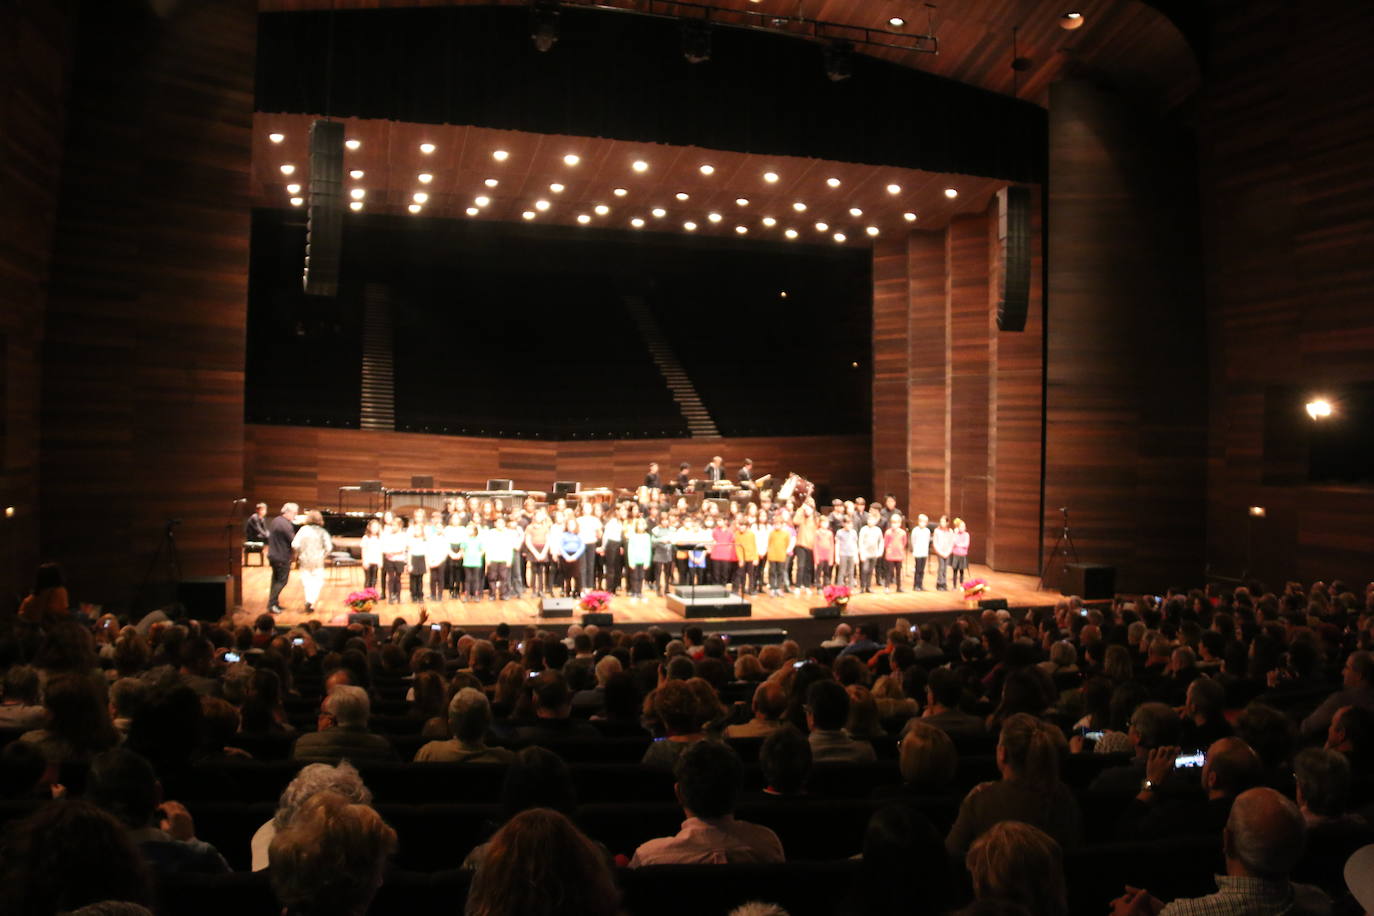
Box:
622;294;721;439
360;283;396;431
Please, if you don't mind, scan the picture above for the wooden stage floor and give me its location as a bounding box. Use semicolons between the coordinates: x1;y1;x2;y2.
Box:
237;563;1062;630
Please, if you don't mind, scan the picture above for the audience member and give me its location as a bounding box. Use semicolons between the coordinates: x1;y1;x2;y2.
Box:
805;679;877;763
909;667;985;741
725;680;786;738
291;684;399;765
415;687;515;763
966;821;1068;916
755;725;811;798
268;791;396;916
466;808;620;916
251;760;373;871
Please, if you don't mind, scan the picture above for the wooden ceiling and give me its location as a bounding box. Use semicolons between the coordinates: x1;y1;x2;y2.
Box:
254;113;1012;240
258;0;1200;110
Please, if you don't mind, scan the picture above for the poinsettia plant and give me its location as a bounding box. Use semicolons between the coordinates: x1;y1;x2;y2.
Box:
579;590;612;612
346;588;380;611
962;578;989;597
822;584;851;605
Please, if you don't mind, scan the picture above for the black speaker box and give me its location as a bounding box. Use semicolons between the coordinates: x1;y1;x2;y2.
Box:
810;605;843;619
177;576;231;622
1065;564;1116;601
303;119;344;297
581;612;613;626
540;597;576;617
996;185;1031;332
978;598;1009;611
348;612;381;627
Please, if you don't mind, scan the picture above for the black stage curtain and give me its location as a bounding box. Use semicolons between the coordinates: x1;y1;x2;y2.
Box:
256;6;1047;184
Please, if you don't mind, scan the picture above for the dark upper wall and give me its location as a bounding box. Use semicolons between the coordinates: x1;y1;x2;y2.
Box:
1201;0;1374;586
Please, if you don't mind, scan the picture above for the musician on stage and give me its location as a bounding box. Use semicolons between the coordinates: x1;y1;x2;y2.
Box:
244;502;269;544
644;462;661;491
737;458;754;488
675;462;693;494
266;502;298;614
704;455;725;484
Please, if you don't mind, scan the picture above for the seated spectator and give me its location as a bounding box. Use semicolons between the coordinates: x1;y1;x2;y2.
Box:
1292;747;1373;895
268;791;397;916
806;679;877;763
86;747;230;875
820;623;852;649
571;655;621;717
946;713;1082;854
1302;651;1374;741
291;685;399;765
240;666;296;735
966;821;1068;916
508;670;599;743
1088;701;1179;796
907;667;985;741
725;680;786;739
198;695;248;760
871;672;919;722
643;679;713;768
415;688;515;764
1326;705;1374;805
755;725;811;798
1112;788;1329;916
1116;737;1263;840
881;720;958;797
1179;676;1232;751
1234;701;1297;790
845;684;884;740
17;561;70;627
466;809;620;916
839;623;882;659
0;741;49;799
0;800;152;915
841;803;956;916
1038;640;1080;681
630;741;784;866
593;670;647;732
733;652;766;683
0;665;45;731
463;746;580;870
18;671;120;765
252;760;374;871
108;677;148;740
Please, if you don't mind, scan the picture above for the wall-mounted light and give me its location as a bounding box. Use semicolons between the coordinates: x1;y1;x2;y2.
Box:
1305;398;1334;420
1248;506;1266;518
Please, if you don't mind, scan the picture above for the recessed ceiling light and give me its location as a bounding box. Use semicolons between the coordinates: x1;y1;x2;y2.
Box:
522;210;536;220
279;164;296;175
350;188;366;200
944;188;959;199
651;207;667;218
594;204;610;215
736;198;750;206
475;195;491;207
866;226;880;236
826;177;841;188
413;192;428;203
466;207;480;216
886;183;902;194
349;169;365;180
268;132;285;143
888;16;905;28
534;199;550;211
285;183;301;195
762;216;776;227
484;179;499;188
833;232;847;242
735;225;748;234
577;213;591;224
613;187;628;197
289;196;303;207
849;207;863;217
707;212;723;223
349;200;363;211
1060;11;1085;30
675;192;690;201
784;228;798;239
763;171;779;183
631;217;645;228
492;149;509;161
563;153;581;166
632;160;649;172
792;202;807;212
408;203;422;213
684;221;698;231
345;139;360;151
550;183;565;193
903;212;917;222
420;143;436;154
418;173;433;183
815;221;829;231
699;164;715;175
780;291;788;298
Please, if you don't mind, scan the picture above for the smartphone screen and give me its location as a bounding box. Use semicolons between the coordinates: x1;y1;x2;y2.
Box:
291;637;304;646
1084;731;1104;742
430;623;442;631
1174;751;1206;769
224;652;241;663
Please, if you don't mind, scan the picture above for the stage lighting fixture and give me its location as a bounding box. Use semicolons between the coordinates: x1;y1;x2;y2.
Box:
269;132;285;143
763;171;779;183
631;217;645;228
826;177;841;187
408;203;422;213
563;153;580;166
762;216;776;227
632;160;649;172
484;178;499;187
1306;398;1333;419
652;207;667;218
475;195;491;207
1248;506;1267;518
350;188;365;200
594;204;610;215
683;221;698;231
736;198;750;206
534;199;550;211
286;183;301;195
681;21;712;64
345;138;360;150
349;201;363;211
577;213;591;223
707;212;722;223
280;164;296;175
550;183;565;193
903;212;917;221
699;164;715;175
784;228;798;239
419;143;436;154
735;225;748;234
675;192;690;201
522;210;536;220
613;187;628;196
833;232;847;242
814;221;828;232
418;173;433;183
886;183;902;194
413;192;430;204
792;202;807;212
888;16;906;29
1060;11;1084;30
945;188;959;198
467;207;480;216
849;207;863;217
531;1;560;52
349;169;364;179
824;41;854;82
866;226;880;236
289;196;304;207
492;150;509;161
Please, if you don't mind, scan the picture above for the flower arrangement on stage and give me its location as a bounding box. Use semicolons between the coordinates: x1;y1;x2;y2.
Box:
579;590;612;612
822;585;851;607
346;588;380;613
962;578;989;598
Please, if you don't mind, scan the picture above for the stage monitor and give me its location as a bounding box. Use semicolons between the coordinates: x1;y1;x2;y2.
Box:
552;481;580;496
486;478;514;491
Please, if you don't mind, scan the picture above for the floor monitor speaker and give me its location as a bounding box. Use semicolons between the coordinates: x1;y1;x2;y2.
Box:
1065;564;1116;600
540;597;576;617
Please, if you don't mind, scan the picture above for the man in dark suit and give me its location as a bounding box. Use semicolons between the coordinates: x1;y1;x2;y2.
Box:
704;455;725;483
904;667;986;742
267;502;298;614
244;502;270;543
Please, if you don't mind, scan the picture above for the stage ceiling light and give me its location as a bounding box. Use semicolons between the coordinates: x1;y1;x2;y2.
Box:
833;232;847;242
475;195;491;207
563;153;580;166
792;201;807;212
594;204;610;215
784;228;798;239
1060;11;1085;30
289;196;303;206
735;225;748;234
279;164;295;175
699;164;715;175
630;217;645;228
349;169;364;179
408;203;422;213
413;192;429;203
467;207;480;216
1248;506;1267;518
492;150;509;161
350;188;365;200
683;221;697;231
418;173;433;183
549;183;565;193
886;183;902;194
286;183;301;194
903;212;918;221
522;210;536;219
268;132;284;143
736;197;750;206
349;201;363;211
632;159;649;172
613;187;628;196
814;221;828;231
707;212;723;222
484;178;499;188
826;177;840;187
675;192;690;201
866;226;880;236
849;207;863;216
944;188;959;198
888;16;906;29
419;143;436;154
762;216;776;227
763;171;779;183
534;199;550;210
1306;398;1334;419
345;138;360;150
652;207;666;217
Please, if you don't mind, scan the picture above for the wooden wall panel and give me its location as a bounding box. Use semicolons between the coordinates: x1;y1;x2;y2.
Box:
1045;80;1207;593
244;425;871;512
1201;0;1374;585
907;230;950;519
0;1;71;602
40;0;255;604
871;237;911;510
947;213;991;561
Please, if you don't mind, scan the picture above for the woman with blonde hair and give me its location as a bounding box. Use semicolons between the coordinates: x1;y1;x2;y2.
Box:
945;712;1082;854
291;509;333;614
895;720;958;793
871;674;919;721
965;821;1068;916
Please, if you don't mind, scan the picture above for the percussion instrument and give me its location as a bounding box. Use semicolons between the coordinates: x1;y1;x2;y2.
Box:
776;473;814;502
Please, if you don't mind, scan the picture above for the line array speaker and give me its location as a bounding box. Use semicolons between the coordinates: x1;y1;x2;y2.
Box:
996;185;1031;332
303;119;344;297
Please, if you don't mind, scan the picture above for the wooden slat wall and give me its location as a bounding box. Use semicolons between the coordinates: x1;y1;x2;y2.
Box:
871;236;910;510
947;213;991;562
0;1;71;601
1045;80;1207;593
1201;0;1374;585
39;1;255;602
245;425;872;511
907;230;949;518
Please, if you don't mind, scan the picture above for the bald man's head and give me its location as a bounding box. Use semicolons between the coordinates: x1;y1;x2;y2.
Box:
1203;737;1264;798
1225;787;1306;879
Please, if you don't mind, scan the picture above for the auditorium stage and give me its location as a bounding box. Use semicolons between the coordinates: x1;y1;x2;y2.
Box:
236;564;1061;632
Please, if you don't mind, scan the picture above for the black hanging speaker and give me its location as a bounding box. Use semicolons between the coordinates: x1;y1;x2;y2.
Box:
303;119;344;297
996;186;1031;332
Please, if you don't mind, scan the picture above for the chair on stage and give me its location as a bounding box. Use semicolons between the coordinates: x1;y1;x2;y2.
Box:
242;541;265;566
328;551;362;585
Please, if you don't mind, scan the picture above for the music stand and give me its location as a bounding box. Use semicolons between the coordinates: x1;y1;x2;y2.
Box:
1038;507;1079;591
